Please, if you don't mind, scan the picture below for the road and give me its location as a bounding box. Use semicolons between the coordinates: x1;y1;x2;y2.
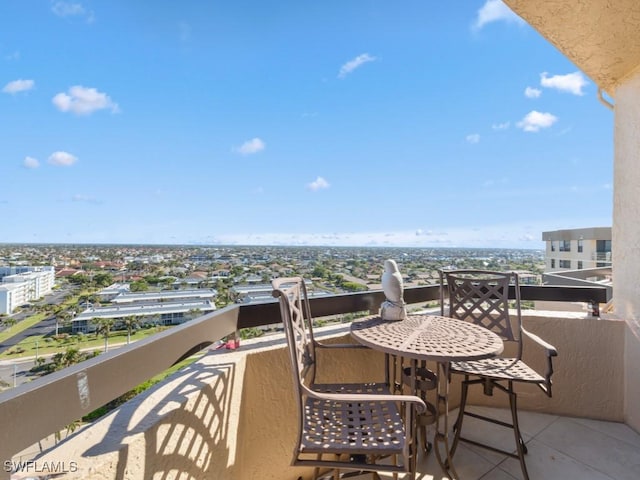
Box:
0;287;75;355
0;315;58;354
0;357;42;388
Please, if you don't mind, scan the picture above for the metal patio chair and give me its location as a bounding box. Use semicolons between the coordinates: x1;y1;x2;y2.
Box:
272;277;426;480
439;269;558;480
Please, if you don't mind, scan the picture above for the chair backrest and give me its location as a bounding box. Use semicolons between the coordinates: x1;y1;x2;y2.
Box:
440;269;522;351
272;276;318;400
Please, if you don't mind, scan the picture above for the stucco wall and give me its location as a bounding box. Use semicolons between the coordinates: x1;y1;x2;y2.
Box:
27;315;626;480
23;354;245;480
465;313;625;420
613;68;640;432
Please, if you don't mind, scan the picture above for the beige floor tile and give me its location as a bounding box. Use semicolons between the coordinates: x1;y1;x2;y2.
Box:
570;416;640;448
498;438;616;480
535;417;640;480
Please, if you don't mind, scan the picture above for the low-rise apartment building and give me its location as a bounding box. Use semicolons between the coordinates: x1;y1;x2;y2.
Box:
0;266;55;314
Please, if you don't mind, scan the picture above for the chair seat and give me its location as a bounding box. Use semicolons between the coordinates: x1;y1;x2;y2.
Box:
301;382;406;456
451;357;545;383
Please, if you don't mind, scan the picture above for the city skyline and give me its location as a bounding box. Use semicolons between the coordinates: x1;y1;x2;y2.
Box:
0;1;613;248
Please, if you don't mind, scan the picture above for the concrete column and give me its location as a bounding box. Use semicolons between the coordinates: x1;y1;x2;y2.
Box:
613;69;640;431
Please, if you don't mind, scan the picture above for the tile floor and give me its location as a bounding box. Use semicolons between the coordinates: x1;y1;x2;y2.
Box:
355;406;640;480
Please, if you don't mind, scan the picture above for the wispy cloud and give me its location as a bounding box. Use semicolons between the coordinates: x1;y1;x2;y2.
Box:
466;133;480;144
48;151;78;166
4;51;20;61
23;156;40;169
516;110;558;132
307;176;330;191
540;71;588;96
178;21;191;42
492;121;510;130
338;53;377;79
2;79;34;94
524;86;541;98
52;86;119;115
473;0;524;31
234;137;265;155
51;2;95;23
72;193;100;204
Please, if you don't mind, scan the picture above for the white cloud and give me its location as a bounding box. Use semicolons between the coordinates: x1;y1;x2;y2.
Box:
23;156;40;169
51;2;94;22
338;53;377;79
52;86;119;115
524;86;541;98
48;151;78;166
473;0;524;31
307;176;330;191
52;2;85;17
2;79;35;94
72;193;99;204
516;110;558;132
234;137;265;155
466;133;480;144
492;121;510;130
4;51;20;61
540;71;588;96
207;222;549;249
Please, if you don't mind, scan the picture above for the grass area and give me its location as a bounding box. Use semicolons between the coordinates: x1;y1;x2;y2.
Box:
0;313;48;344
0;290;84;345
0;326;170;360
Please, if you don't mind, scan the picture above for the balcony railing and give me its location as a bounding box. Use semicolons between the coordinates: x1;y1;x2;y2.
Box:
0;283;611;477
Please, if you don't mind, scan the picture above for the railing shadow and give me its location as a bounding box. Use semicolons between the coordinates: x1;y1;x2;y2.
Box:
79;358;237;479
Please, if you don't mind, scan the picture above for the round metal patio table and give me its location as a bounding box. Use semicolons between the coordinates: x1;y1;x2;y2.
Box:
350;314;504;479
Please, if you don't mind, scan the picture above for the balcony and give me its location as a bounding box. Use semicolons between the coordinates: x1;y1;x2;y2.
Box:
2;283;637;480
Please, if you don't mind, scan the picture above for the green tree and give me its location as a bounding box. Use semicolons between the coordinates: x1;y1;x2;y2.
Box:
55;310;73;337
122;316;141;345
1;316;17;330
130;280;149;292
94;318;115;352
93;272;114;288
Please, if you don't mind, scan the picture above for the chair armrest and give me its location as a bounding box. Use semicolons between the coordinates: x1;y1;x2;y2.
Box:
521;326;557;397
521;327;558;357
302;384;427;414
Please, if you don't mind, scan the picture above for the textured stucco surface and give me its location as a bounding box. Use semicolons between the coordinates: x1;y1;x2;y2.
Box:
26;316;626;479
616;71;640;431
505;0;640;94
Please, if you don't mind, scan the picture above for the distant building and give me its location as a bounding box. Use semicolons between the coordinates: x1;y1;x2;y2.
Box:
542;227;611;272
72;300;216;333
111;288;217;304
97;283;131;301
539;227;612;313
0;266;55;314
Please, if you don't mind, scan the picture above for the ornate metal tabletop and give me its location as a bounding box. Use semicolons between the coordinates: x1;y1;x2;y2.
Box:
350;314;504;363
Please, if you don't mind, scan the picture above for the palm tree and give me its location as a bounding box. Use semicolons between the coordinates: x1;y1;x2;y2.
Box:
1;316;17;331
94;318;115;352
56;310;72;337
122;316;140;345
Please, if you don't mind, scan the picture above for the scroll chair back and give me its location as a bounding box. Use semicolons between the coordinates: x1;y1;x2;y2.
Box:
272;276;426;480
439;269;558;480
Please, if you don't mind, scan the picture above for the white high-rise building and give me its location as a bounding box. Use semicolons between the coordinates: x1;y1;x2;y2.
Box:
542;227;611;272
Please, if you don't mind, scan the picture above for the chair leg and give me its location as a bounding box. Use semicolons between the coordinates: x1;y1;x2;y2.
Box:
508;386;530;480
449;376;470;461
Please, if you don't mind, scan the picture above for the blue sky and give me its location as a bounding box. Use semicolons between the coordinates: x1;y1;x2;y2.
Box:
0;1;613;249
